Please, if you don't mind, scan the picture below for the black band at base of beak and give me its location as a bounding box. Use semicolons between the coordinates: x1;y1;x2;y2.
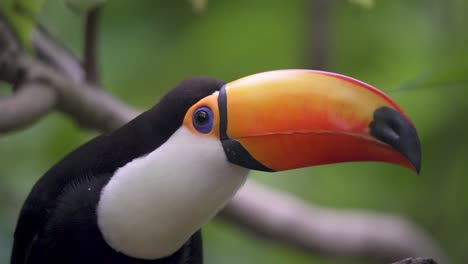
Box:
218;85;229;141
222;139;274;172
218;85;274;172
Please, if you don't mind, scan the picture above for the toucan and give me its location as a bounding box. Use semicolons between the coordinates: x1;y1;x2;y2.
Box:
11;70;421;264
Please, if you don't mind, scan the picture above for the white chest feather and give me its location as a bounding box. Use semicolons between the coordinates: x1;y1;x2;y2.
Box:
97;127;249;260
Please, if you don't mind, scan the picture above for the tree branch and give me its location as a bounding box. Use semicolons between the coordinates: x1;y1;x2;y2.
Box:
83;7;101;84
15;55;139;131
0;12;447;263
0;82;56;133
307;0;332;70
391;257;438;264
0;13;21;83
34;25;85;82
219;181;446;263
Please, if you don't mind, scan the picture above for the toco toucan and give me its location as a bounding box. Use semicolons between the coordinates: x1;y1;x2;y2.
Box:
11;70;421;264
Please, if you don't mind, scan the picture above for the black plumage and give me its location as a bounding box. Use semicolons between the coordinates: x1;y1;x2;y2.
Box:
11;77;224;264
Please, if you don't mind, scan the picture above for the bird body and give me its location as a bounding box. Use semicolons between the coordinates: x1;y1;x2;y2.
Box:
12;78;225;264
11;70;421;264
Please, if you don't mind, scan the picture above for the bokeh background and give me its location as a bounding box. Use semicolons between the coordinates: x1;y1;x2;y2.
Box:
1;0;467;263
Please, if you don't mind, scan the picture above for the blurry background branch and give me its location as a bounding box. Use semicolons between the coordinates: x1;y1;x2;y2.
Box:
34;25;84;82
0;3;446;264
83;6;101;84
307;0;332;70
221;182;444;263
391;258;437;264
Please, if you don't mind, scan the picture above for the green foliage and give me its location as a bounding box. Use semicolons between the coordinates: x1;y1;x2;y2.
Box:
63;0;105;13
188;0;207;14
1;0;467;263
348;0;375;9
0;0;44;50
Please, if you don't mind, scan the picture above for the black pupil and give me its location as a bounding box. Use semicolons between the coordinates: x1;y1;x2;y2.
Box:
196;110;209;125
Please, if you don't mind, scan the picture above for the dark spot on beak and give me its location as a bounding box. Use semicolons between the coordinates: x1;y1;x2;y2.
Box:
370;107;422;173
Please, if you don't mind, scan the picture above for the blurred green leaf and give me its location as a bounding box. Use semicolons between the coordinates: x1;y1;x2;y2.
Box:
0;0;44;50
348;0;375;9
188;0;207;14
63;0;105;13
391;57;468;94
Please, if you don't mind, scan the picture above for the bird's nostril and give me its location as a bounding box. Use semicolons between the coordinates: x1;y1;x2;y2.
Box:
384;125;400;142
370;119;399;145
389;119;401;134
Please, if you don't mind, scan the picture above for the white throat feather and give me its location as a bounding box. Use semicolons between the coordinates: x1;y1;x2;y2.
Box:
97;127;249;259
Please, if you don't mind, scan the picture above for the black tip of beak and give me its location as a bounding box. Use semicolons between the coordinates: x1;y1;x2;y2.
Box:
370;107;422;174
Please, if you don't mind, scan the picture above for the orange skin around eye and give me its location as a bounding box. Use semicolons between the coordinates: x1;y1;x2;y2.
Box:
183;94;221;139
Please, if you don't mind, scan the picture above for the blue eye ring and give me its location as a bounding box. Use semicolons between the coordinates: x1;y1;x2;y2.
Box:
192;107;214;134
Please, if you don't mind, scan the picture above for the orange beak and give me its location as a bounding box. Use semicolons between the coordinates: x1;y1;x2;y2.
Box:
219;70;421;173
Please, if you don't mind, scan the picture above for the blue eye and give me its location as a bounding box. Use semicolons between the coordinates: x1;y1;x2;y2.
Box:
192;107;214;134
